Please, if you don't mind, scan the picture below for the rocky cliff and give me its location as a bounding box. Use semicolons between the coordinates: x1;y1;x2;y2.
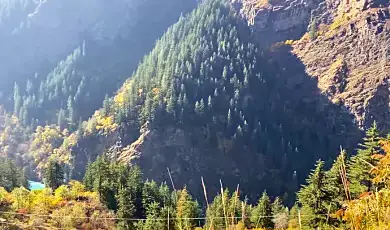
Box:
238;0;390;130
293;0;390;129
233;0;324;45
116;122;297;199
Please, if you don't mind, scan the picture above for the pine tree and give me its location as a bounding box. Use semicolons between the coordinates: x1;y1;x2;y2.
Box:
26;79;33;94
67;95;74;125
288;203;299;229
142;202;166;230
7;159;19;190
251;191;273;229
13;83;22;117
272;197;285;216
102;94;110;116
222;66;228;80
324;149;349;225
57;109;66;129
83;162;94;191
175;188;199;230
85;156;114;209
44;160;64;190
309;17;317;40
205;192;225;229
117;186;137;229
117;166;143;228
297;160;329;228
349;122;381;196
207;95;212;110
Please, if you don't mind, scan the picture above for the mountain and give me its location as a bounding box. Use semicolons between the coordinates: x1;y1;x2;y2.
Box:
237;0;390;130
2;0;390;228
62;0;361;202
293;0;390;130
0;0;388;207
1;0;197;126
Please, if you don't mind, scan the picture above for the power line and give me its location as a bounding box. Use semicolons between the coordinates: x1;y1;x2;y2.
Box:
0;210;328;221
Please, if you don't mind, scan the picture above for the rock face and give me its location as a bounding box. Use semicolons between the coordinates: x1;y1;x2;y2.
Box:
237;0;390;130
117;123;295;199
233;0;324;45
293;1;390;129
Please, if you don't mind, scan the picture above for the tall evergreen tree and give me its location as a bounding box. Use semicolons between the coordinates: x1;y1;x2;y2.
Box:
13;83;21;117
102;94;111;116
67;95;74;125
57;109;66;129
44;160;64;190
297;160;329;228
251;191;273;229
324;149;349;225
117;166;143;229
175;188;199;230
349;122;381;196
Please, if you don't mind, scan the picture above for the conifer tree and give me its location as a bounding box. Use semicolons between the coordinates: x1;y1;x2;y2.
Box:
205;191;227;229
324;149;349;223
297;160;329;228
83;162;94;191
102;94;111;116
288;203;300;229
117;166;143;228
272;197;285;216
175;188;199;230
309;18;317;40
141;202;166;230
44;160;64;190
67;95;74;125
349;122;381;196
57;109;66;129
271;197;288;230
13;83;21;117
251;191;273;229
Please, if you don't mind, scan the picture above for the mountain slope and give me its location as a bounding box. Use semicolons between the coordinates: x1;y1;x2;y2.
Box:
238;0;390;131
65;0;360;201
1;0;197;126
292;0;390;130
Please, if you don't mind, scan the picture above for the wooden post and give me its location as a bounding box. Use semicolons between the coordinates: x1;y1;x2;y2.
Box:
220;180;228;229
326;203;332;226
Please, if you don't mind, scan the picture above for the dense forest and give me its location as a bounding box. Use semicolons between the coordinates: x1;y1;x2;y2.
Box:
0;0;389;229
65;0;360;199
1;0;197;126
1;124;390;229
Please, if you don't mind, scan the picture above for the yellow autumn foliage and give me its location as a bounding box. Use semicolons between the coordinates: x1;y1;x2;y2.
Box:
0;182;114;229
114;79;132;105
285;40;295;45
371;140;390;186
29;125;69;176
95;112;118;135
114;91;126;106
343;139;390;229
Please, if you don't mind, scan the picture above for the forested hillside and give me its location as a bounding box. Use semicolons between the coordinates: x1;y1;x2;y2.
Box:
1;0;390;228
1;128;390;229
62;0;361;201
1;0;196;126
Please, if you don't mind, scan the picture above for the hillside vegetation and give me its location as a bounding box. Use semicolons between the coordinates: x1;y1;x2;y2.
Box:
2;0;196;127
57;0;361;201
0;0;389;229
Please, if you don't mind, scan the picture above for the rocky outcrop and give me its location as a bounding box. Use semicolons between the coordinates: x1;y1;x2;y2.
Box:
293;3;390;129
236;0;390;130
233;0;324;44
116;122;294;199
